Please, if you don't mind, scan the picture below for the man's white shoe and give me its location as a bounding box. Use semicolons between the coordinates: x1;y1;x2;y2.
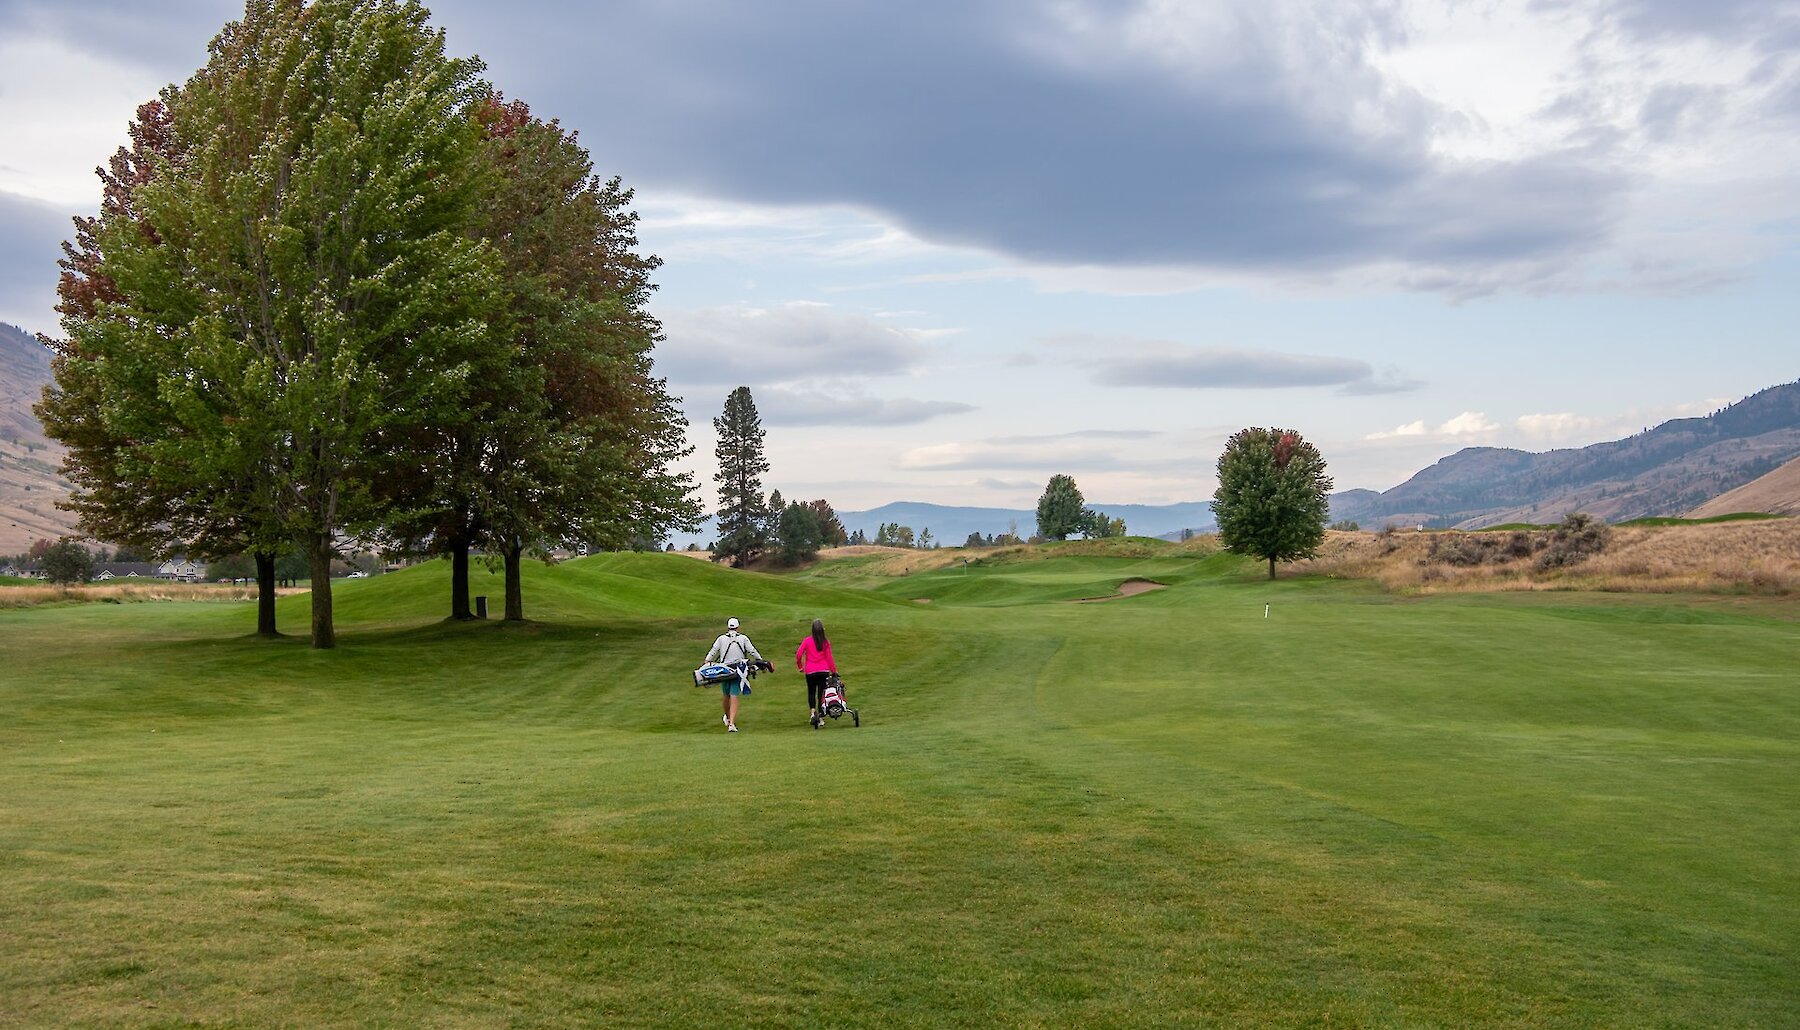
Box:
727;722;738;732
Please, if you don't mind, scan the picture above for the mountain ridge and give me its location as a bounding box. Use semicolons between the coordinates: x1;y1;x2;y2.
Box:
1329;380;1800;528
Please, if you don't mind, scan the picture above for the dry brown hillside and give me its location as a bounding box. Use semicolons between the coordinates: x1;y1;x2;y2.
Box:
0;324;77;553
1686;456;1800;518
1293;519;1800;595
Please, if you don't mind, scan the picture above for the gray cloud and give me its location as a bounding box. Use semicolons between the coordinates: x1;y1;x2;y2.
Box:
898;429;1172;472
1587;0;1800;49
0;1;246;76
990;429;1158;443
0;190;70;332
421;0;1626;282
7;0;1780;293
656;304;931;386
758;386;975;427
1337;370;1426;397
1055;334;1412;392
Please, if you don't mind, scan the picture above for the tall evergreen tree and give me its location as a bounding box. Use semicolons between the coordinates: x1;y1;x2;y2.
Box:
806;499;848;546
1036;474;1086;540
712;386;770;568
1212;427;1333;579
776;500;823;564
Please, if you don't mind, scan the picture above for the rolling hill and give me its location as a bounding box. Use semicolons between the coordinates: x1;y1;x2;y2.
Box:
1330;380;1800;528
1686;454;1800;518
0;323;76;553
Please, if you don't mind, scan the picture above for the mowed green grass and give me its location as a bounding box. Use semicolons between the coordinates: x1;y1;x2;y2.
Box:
1;552;1795;1027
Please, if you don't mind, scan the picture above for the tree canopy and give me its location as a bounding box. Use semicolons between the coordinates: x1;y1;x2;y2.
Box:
1212;427;1333;579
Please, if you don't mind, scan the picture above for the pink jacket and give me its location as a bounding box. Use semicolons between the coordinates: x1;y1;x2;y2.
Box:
796;636;837;675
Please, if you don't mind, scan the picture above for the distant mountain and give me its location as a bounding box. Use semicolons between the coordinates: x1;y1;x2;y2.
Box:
841;500;1215;545
665;499;1217;549
1686;455;1800;518
0;323;77;553
1331;380;1800;528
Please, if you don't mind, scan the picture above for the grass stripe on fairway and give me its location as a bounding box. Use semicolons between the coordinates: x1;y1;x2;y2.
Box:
2;553;1795;1026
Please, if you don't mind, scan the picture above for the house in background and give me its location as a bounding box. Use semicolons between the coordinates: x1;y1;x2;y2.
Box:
157;557;207;582
1;562;40;578
94;562;159;581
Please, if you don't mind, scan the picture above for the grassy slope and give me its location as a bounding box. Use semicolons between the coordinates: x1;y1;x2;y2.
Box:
1;553;1794;1026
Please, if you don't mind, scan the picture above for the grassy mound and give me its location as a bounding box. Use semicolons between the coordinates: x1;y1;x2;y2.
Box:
2;550;1795;1025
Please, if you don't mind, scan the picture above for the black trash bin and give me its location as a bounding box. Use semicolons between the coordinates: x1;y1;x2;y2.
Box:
474;595;488;619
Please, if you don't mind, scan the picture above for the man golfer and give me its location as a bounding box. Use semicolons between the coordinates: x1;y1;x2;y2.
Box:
704;617;762;732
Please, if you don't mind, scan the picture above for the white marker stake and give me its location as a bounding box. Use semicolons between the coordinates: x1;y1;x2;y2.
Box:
1265;603;1270;620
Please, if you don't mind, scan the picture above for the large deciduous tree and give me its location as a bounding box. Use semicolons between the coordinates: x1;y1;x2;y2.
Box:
36;98;300;633
1212;427;1333;579
1036;474;1086;541
42;0;503;648
712;387;770;568
386;96;698;622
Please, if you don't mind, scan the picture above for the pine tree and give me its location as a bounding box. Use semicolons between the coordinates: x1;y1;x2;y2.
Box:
776;500;824;564
1036;474;1086;540
713;387;770;567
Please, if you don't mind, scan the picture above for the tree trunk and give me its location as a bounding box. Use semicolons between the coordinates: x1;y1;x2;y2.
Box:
255;550;277;636
504;541;524;621
308;533;336;650
451;536;473;620
1268;555;1277;580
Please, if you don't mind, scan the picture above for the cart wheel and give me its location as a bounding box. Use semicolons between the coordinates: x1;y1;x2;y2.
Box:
852;711;860;727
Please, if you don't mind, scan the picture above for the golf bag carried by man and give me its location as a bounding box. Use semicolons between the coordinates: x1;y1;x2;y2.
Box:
696;617;771;732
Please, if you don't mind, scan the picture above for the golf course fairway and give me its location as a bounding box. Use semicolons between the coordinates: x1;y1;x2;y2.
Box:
2;549;1794;1026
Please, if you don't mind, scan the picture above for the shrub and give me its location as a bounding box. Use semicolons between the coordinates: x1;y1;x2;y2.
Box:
1534;512;1611;571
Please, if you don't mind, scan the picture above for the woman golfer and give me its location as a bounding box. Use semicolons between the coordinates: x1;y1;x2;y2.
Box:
704;617;761;732
795;619;839;728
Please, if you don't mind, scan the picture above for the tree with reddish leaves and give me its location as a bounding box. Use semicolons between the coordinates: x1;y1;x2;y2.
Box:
1212;427;1333;579
381;95;699;621
40;0;502;649
37;97;292;637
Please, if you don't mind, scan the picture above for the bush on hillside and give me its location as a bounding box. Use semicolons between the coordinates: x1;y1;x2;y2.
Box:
1421;516;1610;571
1535;512;1611;570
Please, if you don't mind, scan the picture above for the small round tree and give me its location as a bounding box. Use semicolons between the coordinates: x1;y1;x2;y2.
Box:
776;501;824;565
1036;474;1086;540
40;539;95;585
1213;428;1333;579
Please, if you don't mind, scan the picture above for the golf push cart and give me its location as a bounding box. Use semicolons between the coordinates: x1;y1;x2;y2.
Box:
812;672;859;729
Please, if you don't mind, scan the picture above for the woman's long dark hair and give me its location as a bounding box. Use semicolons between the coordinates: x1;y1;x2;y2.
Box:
811;619;827;648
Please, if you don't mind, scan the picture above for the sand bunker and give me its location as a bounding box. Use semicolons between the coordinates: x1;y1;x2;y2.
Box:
1071;578;1167;602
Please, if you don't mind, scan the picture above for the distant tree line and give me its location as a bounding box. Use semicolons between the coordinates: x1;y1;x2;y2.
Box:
35;1;698;647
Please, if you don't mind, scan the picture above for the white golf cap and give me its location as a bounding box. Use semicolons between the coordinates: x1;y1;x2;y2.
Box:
727;617;739;629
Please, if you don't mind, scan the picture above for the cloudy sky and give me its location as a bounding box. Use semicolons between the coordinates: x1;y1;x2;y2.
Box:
3;0;1797;509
